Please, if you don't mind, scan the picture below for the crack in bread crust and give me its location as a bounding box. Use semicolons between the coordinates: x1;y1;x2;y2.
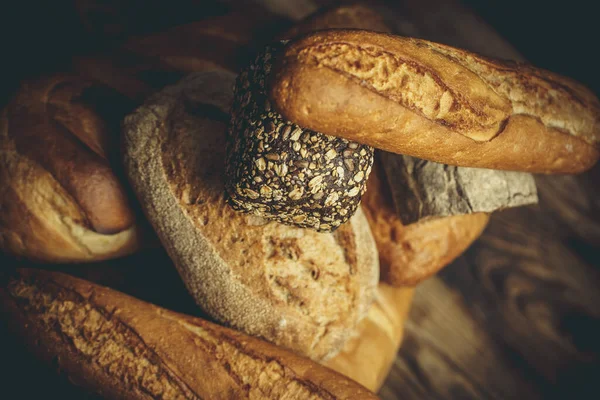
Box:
169;315;338;399
8;278;198;400
421;41;600;147
295;42;506;135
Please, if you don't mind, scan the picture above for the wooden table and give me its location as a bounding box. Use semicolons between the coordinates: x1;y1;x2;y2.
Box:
1;1;599;399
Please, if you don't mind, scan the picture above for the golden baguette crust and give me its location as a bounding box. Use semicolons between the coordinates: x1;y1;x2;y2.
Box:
269;30;600;173
122;70;379;361
1;268;379;399
361;159;489;286
0;75;141;262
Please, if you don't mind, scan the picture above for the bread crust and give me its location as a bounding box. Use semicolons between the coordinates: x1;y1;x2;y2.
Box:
0;75;141;262
269;30;600;173
1;268;379;399
324;283;414;391
361;160;489;286
122;70;379;361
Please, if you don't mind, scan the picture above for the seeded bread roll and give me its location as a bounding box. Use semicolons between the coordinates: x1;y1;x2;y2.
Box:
0;75;142;263
268;30;600;174
1;268;379;399
122;70;379;361
226;43;374;232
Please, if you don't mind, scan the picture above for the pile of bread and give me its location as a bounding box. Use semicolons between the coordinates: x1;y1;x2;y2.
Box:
1;3;598;399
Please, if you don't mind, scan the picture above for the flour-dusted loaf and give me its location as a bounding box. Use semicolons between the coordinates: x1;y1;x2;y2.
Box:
269;30;600;173
1;268;379;399
122;69;379;361
0;75;143;263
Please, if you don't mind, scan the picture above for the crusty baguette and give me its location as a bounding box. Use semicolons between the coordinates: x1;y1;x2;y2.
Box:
122;69;379;361
269;30;600;174
0;268;379;399
0;75;142;262
361;159;489;286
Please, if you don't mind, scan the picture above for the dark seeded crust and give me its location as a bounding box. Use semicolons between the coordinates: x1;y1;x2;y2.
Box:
225;43;374;233
269;30;600;174
1;268;379;399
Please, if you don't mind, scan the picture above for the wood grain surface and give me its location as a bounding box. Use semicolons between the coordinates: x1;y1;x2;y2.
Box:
1;0;599;399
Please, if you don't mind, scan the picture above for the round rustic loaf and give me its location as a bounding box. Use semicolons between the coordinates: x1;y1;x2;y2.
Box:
122;69;379;361
0;75;142;263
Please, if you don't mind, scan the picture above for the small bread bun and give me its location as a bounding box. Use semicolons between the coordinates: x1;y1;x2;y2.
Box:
0;75;142;263
225;43;374;232
268;30;600;174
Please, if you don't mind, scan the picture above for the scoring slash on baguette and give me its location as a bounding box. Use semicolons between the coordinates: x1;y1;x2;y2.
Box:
0;75;143;263
0;268;379;399
268;30;600;174
122;69;379;361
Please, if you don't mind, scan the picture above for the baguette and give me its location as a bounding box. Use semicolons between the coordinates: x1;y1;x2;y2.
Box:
269;30;600;173
0;268;378;399
122;69;379;361
0;75;142;262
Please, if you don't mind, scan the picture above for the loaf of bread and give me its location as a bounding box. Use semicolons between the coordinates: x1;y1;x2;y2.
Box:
1;268;379;399
362;159;490;286
0;75;143;263
122;69;379;361
269;30;600;174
